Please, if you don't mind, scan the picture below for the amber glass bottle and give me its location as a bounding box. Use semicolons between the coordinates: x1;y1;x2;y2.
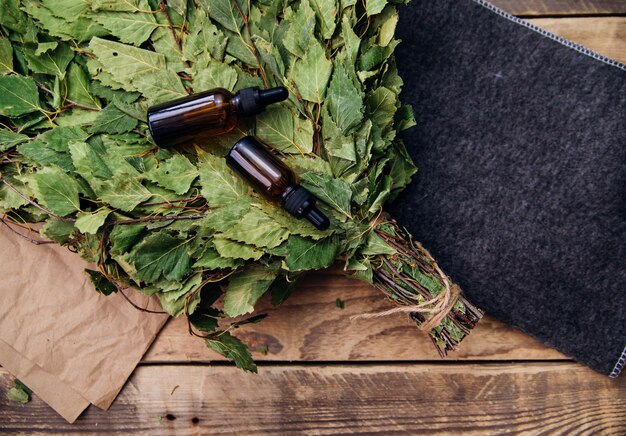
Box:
147;86;288;148
227;136;330;230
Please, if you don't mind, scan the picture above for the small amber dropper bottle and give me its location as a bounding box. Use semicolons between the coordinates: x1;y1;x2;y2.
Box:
147;86;288;148
227;136;330;230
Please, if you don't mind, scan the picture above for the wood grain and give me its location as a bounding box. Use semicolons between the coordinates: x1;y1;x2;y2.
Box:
528;17;626;63
493;0;626;16
1;364;624;434
145;269;566;362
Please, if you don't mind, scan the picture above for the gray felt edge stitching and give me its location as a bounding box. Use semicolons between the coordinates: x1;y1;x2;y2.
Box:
473;0;626;71
474;0;626;378
609;347;626;378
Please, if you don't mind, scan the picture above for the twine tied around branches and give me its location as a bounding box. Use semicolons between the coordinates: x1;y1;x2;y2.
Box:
351;240;461;332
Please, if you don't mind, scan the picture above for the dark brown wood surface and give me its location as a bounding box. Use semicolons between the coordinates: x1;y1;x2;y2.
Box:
491;0;626;16
2;3;625;433
2;364;625;434
146;269;566;362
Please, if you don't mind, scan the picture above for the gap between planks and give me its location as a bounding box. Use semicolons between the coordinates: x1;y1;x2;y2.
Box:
1;363;624;434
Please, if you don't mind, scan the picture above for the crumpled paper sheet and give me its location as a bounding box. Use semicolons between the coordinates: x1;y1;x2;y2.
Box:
0;223;169;422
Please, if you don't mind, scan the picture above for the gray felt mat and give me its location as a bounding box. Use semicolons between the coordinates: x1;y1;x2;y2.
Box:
389;0;626;376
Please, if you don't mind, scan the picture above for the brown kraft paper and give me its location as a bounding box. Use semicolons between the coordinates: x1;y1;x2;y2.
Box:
0;223;169;422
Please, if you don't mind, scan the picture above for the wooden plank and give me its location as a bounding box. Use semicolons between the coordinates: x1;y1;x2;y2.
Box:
1;364;624;433
528;17;626;64
492;0;626;16
145;269;565;362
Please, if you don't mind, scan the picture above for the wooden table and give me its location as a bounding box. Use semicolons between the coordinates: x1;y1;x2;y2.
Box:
2;1;625;433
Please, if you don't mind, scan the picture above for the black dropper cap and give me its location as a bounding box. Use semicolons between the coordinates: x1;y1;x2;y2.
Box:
234;86;289;117
282;186;330;231
305;207;330;231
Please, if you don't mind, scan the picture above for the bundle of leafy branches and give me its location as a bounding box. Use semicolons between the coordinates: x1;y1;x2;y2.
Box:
0;0;482;371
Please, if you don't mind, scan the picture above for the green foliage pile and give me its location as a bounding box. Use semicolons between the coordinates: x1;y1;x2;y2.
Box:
0;0;425;371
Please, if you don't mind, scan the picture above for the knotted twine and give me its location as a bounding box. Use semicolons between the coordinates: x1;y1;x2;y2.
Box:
351;240;461;332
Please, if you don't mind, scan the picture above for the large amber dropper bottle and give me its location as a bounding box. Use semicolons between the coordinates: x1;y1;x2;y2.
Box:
227;136;330;230
147;86;288;148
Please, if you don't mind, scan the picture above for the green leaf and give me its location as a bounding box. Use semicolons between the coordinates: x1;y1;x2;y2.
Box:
193;60;238;92
213;235;263;260
395;104;416;131
301;172;352;219
75;208;111;234
24;166;81;216
377;7;399;47
366;0;387;16
360;232;395;255
39;126;89;151
282;0;316;58
255;202;331;240
40;218;75;244
19;127;88;173
228;208;290;249
129;232;192;283
284;235;340;271
147;154;199;195
168;0;188;16
93;7;158;46
366;86;397;132
151;15;187;72
156;273;203;315
327;61;363;134
113;98;148;122
0;75;40;116
206;331;257;372
22;0;108;43
309;0;337;40
341;17;360;65
201;202;249;233
34;42;58;56
91;0;140;12
22;41;74;79
194;244;244;270
270;273;299;306
40;0;89;20
0;0;38;43
66;62;101;109
0;178;29;210
256;105;313;154
292;41;332;104
131;70;187;102
189;312;219;332
183;9;228;63
367;174;392;213
85;268;118;295
0;38;14;75
109;223;146;255
206;0;248;33
223;263;279;317
68;140;114;180
253;37;284;85
95;172;153;211
6;380;31;404
88;104;138;134
0;130;29;151
89;37;174;95
199;153;250;206
224;31;258;67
